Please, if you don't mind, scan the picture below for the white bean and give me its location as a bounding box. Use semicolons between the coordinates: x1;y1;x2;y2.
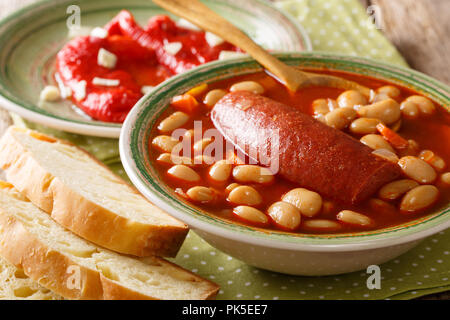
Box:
337;90;368;108
225;183;240;193
400;100;420;119
40;85;60;102
398;156;437;184
357;98;401;125
232;165;274;184
405;95;435;115
377;85;401;99
302;219;342;231
312;99;330;115
186;186;215;203
167;165;200;182
281;188;322;217
156;153;174;165
440;172;450;185
325;107;357;130
152;135;180;153
227;186;262;206
360;134;395;153
230;81;264;95
378;179;419;200
156;153;193;166
267;201;301;230
158;111;189;133
312;98;337;115
400;185;439;213
208;160;232;182
419;150;446;172
203;89;227;107
350;117;381;135
193;137;213;153
193;155;215;166
336;210;373;226
233;206;268;225
183;129;195;140
371;92;391;103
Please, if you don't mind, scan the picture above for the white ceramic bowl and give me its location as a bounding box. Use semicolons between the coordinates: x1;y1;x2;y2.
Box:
120;53;450;275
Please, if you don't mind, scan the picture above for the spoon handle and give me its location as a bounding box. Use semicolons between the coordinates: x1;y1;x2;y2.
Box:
152;0;307;89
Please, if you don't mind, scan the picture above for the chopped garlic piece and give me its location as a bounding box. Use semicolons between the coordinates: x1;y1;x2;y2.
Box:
97;48;117;69
176;18;201;31
54;73;72;98
40;86;60;102
92;77;120;87
218;50;246;60
68;26;92;39
90;27;108;39
205;32;224;47
74;80;87;101
141;86;155;95
369;89;376;102
64;87;72;98
372;149;399;163
163;42;183;56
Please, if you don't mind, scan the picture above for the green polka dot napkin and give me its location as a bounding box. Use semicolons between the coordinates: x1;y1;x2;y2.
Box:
278;0;407;66
12;0;449;299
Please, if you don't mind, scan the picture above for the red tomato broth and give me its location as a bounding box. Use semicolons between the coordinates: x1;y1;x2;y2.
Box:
149;69;450;235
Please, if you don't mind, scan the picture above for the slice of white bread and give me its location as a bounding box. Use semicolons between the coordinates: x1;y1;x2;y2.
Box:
0;256;62;300
0;126;187;257
0;181;219;300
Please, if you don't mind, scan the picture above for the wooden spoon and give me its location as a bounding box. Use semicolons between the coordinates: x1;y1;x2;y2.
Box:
153;0;371;95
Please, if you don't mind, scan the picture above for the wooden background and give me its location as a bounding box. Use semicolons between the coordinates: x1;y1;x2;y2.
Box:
0;0;448;299
359;0;450;85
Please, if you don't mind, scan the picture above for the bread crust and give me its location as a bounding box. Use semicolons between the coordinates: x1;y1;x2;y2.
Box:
99;271;218;300
0;202;218;300
0;209;103;299
0;256;63;300
138;257;219;300
0;127;188;257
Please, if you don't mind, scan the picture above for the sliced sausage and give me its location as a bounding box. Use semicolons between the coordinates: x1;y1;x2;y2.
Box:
211;91;401;204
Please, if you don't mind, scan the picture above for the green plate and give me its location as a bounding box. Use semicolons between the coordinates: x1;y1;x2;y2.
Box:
120;52;450;251
0;0;311;138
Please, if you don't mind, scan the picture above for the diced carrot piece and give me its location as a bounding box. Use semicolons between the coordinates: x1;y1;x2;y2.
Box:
226;150;245;165
171;94;199;114
0;181;14;189
29;131;57;143
376;123;409;150
186;83;208;97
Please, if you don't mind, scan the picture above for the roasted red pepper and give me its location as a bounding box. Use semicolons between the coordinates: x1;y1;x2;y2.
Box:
56;35;157;122
56;10;239;123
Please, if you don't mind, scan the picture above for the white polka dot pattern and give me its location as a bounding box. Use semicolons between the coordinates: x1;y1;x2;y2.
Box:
277;0;407;66
169;231;450;300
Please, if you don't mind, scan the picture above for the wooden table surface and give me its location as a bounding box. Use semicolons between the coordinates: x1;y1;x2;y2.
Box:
359;0;450;85
0;0;448;300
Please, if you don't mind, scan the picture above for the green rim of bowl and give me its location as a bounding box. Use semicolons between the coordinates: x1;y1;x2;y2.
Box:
0;0;311;138
120;52;450;251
